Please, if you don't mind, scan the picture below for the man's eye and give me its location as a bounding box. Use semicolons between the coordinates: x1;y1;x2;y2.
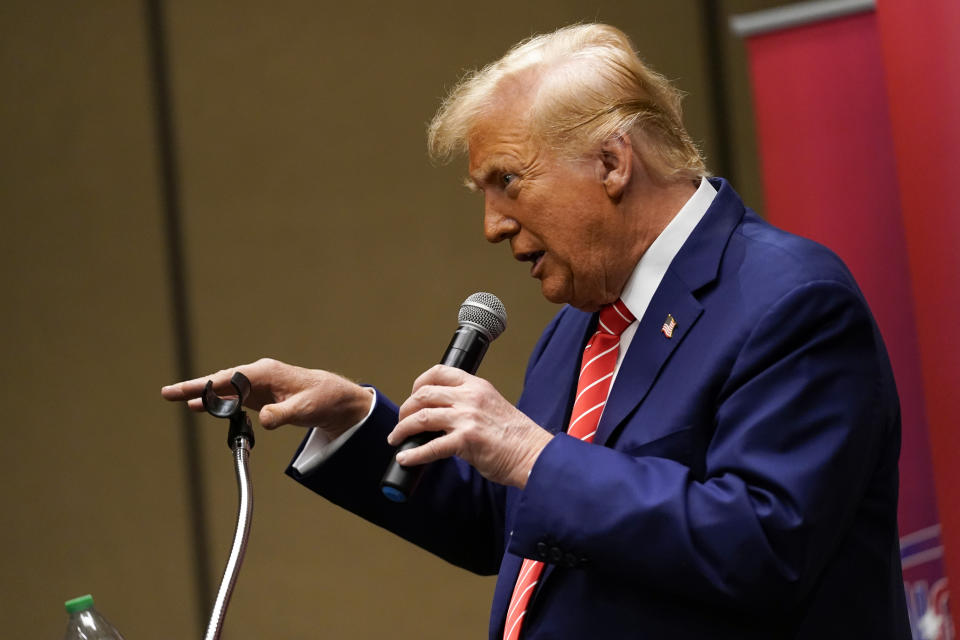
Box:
501;173;517;187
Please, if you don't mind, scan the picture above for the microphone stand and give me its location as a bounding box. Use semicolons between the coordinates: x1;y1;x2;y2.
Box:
201;372;256;640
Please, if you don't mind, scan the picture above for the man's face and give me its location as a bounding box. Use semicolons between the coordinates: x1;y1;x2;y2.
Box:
466;100;632;312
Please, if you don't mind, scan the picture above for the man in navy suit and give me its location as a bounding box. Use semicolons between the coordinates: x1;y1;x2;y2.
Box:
164;24;909;638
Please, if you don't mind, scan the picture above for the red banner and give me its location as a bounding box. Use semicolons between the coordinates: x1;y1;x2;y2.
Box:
875;2;960;635
743;8;951;636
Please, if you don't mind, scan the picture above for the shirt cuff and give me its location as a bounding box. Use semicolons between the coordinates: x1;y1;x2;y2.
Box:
289;386;377;475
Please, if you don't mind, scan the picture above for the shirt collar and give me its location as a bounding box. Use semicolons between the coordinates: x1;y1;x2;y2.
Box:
619;177;717;322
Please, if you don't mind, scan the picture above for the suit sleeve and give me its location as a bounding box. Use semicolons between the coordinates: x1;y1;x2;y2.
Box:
283;309;573;575
507;280;899;610
285;389;508;575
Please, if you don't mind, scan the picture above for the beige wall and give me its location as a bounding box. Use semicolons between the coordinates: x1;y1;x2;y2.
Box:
0;0;796;637
0;0;194;636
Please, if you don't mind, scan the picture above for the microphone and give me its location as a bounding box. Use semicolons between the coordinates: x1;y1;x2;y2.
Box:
380;292;508;503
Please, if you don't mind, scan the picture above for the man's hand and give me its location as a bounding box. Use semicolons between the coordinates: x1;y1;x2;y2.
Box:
161;358;374;439
388;365;553;489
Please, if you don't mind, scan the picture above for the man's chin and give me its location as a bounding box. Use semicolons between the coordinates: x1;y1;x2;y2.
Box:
539;281;605;312
538;280;572;306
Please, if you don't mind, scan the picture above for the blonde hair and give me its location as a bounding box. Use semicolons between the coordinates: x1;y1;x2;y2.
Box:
427;23;708;181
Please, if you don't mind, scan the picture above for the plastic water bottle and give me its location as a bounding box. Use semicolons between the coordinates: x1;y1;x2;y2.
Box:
63;594;125;639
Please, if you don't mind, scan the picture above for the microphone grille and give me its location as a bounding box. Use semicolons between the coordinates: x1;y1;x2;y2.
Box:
458;292;507;340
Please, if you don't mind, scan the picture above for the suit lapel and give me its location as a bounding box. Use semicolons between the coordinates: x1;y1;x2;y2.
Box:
595;271;703;446
594;178;744;447
518;308;593;434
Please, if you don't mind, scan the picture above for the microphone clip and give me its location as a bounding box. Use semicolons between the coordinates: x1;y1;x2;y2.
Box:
202;372;256;451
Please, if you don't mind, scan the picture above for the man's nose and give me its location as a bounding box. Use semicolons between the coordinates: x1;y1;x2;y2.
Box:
483;203;520;243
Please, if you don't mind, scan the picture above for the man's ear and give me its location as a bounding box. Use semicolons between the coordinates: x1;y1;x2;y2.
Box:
600;134;633;199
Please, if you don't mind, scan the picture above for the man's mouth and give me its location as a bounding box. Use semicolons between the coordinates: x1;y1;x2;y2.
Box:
517;250;546;276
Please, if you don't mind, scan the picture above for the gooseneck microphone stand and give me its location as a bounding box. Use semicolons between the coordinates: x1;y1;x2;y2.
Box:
201;372;256;640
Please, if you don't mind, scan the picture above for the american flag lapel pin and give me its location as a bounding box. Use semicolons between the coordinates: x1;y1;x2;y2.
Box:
661;314;677;338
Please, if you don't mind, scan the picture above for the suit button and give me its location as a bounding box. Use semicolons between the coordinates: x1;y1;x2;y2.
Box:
549;546;563;563
536;542;548;559
564;552;578;568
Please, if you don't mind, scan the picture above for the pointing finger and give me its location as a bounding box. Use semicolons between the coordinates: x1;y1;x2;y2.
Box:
161;368;237;401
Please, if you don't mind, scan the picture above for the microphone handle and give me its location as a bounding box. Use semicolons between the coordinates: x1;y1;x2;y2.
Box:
380;326;490;502
438;325;490;374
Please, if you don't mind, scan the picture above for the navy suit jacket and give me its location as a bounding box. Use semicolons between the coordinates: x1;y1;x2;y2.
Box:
288;179;910;638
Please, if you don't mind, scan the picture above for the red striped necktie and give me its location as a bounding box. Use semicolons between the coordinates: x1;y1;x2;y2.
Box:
503;299;636;640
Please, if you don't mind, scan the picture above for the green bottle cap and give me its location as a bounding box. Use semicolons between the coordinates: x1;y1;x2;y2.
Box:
65;594;95;614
